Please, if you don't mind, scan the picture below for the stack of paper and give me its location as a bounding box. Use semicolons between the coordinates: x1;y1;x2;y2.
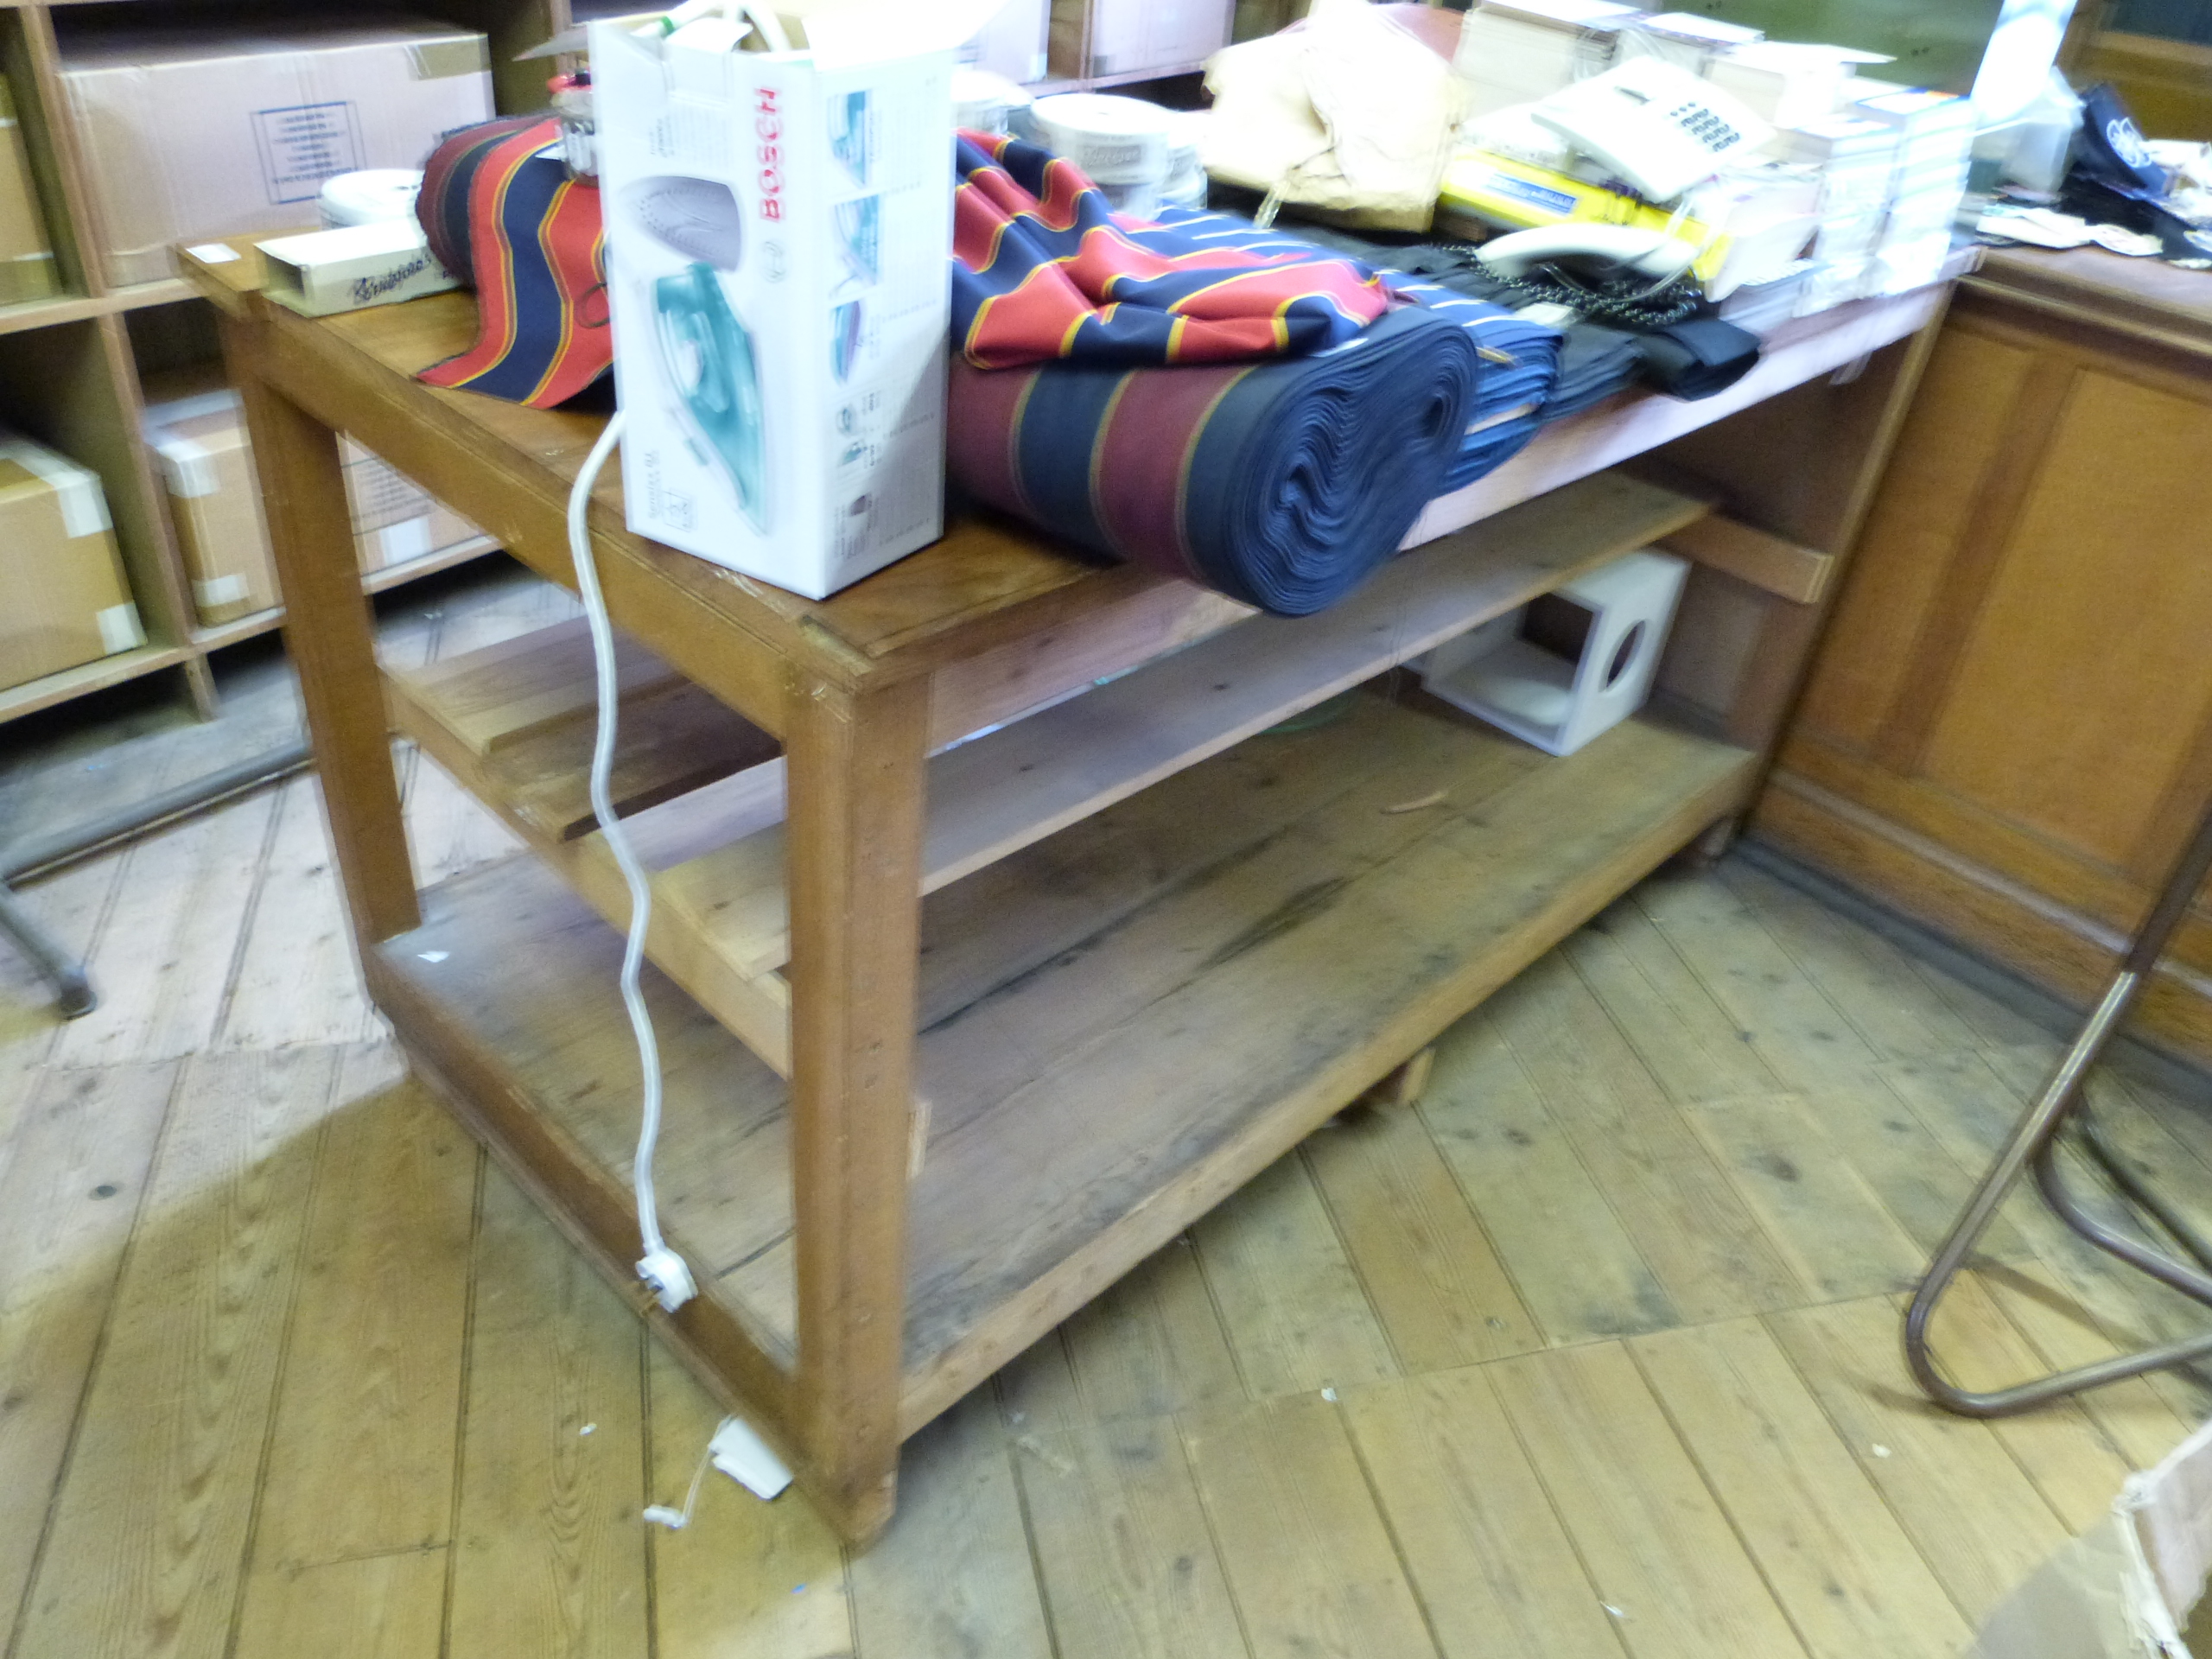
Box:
1769;115;1898;311
1452;0;1643;121
1618;11;1761;74
1709;41;1872;130
1853;86;1976;295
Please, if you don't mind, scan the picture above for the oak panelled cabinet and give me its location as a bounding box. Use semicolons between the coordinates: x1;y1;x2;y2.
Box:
1754;247;2212;1067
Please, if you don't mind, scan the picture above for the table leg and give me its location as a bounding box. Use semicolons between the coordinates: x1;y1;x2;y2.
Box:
220;310;418;946
784;671;929;1541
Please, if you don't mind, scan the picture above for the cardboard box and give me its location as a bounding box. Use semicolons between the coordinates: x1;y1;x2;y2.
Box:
339;434;485;573
963;0;1048;84
1082;0;1231;82
0;431;143;691
593;10;956;600
0;79;57;306
143;366;484;620
60;21;492;289
143;372;281;626
257;219;459;317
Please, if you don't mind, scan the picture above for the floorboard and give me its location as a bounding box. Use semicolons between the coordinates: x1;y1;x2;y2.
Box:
0;556;2196;1659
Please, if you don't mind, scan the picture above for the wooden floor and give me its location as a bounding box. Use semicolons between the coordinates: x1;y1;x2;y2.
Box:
6;564;2212;1659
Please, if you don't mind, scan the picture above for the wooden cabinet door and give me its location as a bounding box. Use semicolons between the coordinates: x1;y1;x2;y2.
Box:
1759;290;2212;1059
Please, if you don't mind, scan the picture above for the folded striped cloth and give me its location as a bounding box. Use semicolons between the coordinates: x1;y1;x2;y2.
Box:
953;132;1393;369
415;118;611;409
948;302;1482;615
1122;207;1563;489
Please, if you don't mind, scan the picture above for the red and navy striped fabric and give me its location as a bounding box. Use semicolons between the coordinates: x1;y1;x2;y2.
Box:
947;303;1483;615
415;118;611;409
953;131;1390;370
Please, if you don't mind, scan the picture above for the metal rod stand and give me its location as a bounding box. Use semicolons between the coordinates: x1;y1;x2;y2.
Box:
1904;790;2212;1414
0;741;312;1020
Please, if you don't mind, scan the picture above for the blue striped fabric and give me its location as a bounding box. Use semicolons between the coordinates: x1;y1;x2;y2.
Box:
1122;207;1563;490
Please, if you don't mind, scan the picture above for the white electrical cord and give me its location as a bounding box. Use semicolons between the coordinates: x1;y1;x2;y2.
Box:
567;409;696;1314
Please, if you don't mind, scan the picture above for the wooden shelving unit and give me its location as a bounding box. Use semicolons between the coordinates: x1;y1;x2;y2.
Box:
0;0;578;726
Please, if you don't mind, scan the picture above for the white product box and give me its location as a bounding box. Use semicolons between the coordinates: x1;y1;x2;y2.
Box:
592;10;959;600
257;219;459;316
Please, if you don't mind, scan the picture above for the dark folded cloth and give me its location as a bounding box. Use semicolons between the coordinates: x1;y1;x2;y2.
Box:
945;303;1483;616
1634;317;1764;400
1266;227;1764;416
1128;208;1563;489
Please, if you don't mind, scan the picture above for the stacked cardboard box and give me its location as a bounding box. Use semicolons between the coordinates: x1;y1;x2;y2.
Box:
143;367;487;626
59;21;492;288
1055;0;1231;84
0;79;57;306
343;435;478;573
1;432;143;691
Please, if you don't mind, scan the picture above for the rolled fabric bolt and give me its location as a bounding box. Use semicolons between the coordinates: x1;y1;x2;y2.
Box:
947;303;1482;616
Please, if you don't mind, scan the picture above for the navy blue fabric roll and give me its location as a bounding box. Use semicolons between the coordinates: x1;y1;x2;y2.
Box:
947;303;1483;616
1125;207;1562;494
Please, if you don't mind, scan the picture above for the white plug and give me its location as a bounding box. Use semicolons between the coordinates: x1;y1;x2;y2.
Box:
638;1247;697;1313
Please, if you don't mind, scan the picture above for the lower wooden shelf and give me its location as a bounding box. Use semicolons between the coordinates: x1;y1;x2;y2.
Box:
191;536;507;652
0;641;192;723
383;469;1707;1084
365;688;1756;1451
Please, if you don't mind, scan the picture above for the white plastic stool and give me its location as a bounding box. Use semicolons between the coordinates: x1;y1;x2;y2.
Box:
1418;548;1689;756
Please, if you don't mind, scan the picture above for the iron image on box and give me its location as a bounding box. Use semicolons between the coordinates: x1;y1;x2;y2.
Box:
592;12;957;600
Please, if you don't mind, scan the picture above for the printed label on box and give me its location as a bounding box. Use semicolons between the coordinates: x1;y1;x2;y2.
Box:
254;102;365;206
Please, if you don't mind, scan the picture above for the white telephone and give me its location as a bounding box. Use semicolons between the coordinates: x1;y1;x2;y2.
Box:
1476;222;1700;281
1530;57;1773;203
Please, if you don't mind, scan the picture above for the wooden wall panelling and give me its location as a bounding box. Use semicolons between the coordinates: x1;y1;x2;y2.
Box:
2082;32;2212;142
1789;322;2038;750
1645;318;1949;763
1758;274;2212;1067
1913;368;2212;867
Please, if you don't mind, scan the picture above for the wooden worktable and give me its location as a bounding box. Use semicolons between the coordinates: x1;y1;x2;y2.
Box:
184;234;1955;1540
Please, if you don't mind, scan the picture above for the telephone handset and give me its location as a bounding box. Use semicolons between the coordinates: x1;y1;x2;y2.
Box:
1530;58;1773;203
1475;223;1700;282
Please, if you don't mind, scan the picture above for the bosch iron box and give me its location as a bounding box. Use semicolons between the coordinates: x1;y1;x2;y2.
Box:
593;10;956;600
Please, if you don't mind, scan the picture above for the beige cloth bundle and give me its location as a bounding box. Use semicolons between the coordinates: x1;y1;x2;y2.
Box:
1199;0;1465;232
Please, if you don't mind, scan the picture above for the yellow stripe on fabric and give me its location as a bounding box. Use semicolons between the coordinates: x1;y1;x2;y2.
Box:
1172;368;1255;573
522;176;578;405
1085;373;1136;560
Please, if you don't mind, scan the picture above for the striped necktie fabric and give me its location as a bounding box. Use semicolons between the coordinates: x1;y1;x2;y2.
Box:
952;131;1392;369
415;118;612;409
1119;207;1564;489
